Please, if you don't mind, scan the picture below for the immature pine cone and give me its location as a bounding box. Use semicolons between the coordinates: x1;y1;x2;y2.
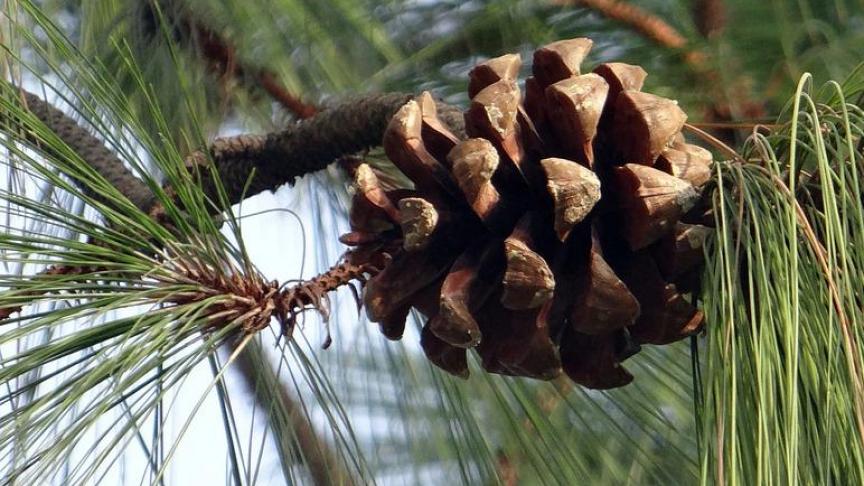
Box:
341;38;713;389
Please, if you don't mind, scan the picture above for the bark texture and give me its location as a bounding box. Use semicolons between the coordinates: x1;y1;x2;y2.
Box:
19;90;157;212
192;92;465;205
15;88;465;211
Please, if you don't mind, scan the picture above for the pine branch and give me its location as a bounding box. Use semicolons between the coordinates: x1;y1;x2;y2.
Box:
0;264;104;320
554;0;691;52
13;87;464;214
185;92;465;206
6;86;382;485
555;0;763;143
144;0;318;119
15;89;157;212
693;0;727;39
187;16;319;119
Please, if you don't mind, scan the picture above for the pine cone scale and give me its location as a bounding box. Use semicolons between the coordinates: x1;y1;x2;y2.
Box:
344;37;714;388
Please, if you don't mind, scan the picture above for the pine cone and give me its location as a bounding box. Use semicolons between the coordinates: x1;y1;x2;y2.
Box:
341;38;713;389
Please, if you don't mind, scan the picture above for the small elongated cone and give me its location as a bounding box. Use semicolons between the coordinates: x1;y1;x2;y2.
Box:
468;53;522;99
655;144;713;187
613;252;703;345
421;323;469;378
653;223;713;280
532;38;593;87
431;242;500;347
569;232;640;335
501;215;555;309
613;164;700;250
540;158;601;241
384;100;460;198
546;74;610;166
560;329;633;390
465;80;525;170
448;138;502;225
398;197;439;251
417;92;460;162
612;91;687;165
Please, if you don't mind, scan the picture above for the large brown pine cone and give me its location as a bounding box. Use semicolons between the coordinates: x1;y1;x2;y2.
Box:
341;38;713;389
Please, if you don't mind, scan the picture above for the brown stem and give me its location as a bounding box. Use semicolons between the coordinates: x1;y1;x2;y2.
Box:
693;0;727;39
256;71;318;119
555;0;689;51
191;21;319;119
0;264;104;320
146;0;317;119
275;250;385;341
556;0;764;142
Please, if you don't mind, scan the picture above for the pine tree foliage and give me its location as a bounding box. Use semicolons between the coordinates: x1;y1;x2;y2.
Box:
701;72;864;484
0;0;862;484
